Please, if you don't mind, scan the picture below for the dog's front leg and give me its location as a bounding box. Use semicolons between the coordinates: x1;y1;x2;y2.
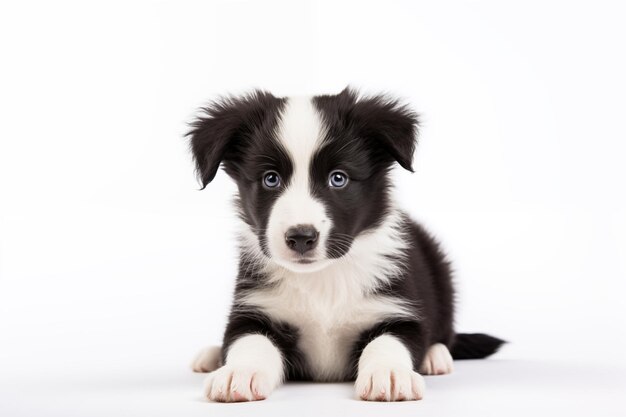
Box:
203;334;284;402
355;334;425;401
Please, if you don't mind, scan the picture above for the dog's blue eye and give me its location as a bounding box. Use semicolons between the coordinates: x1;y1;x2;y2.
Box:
329;171;348;188
263;171;281;189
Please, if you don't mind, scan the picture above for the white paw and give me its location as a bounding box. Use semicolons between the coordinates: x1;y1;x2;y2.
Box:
191;346;222;373
203;365;275;402
355;367;425;401
419;343;454;375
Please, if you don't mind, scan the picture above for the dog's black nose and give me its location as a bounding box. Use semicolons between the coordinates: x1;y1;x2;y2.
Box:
285;225;319;255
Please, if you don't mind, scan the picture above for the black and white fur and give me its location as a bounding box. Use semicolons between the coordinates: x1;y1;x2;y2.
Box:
188;88;503;402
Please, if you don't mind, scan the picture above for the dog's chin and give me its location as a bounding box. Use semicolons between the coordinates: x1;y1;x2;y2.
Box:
273;257;334;273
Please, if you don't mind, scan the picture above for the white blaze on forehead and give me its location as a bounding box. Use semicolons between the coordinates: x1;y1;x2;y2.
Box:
266;96;331;270
276;96;325;177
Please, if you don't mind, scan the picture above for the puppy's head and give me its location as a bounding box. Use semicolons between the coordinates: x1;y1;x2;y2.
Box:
188;88;418;273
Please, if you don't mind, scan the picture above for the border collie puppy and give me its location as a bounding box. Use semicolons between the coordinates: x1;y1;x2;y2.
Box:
188;88;503;402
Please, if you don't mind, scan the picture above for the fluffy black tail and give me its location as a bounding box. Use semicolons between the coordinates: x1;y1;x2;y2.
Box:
450;333;506;360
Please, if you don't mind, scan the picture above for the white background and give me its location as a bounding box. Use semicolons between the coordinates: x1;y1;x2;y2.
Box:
1;1;625;416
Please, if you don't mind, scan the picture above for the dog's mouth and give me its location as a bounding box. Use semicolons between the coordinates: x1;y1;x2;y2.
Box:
274;255;334;273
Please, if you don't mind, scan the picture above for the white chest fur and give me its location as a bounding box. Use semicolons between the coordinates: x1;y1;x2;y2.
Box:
237;211;416;381
239;267;413;381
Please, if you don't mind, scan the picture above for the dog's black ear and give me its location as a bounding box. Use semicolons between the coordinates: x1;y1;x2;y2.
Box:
343;88;419;172
186;91;284;188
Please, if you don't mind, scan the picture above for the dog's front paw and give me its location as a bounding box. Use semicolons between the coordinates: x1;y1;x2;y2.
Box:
203;365;275;402
355;367;425;401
